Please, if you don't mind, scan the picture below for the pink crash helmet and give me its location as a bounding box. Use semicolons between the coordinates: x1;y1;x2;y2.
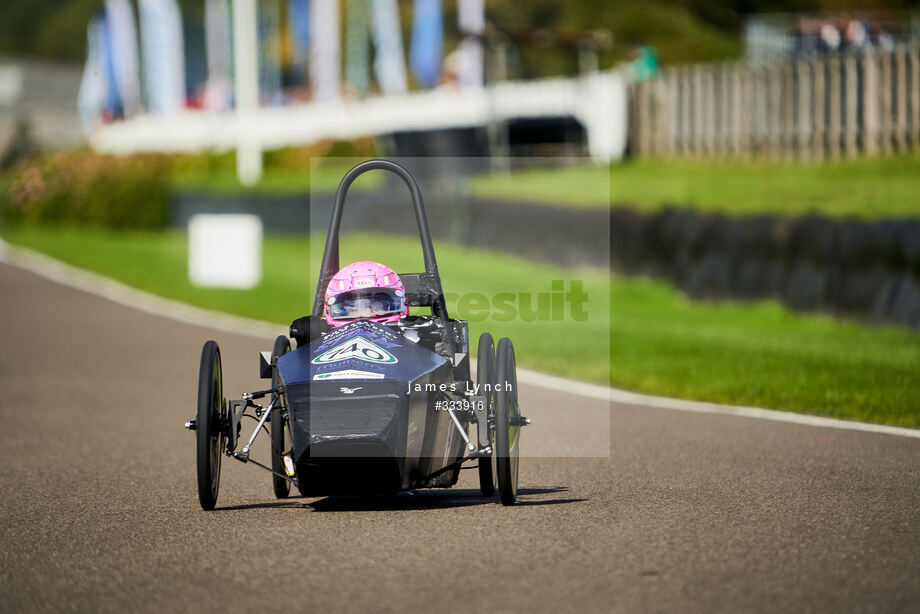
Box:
323;261;408;326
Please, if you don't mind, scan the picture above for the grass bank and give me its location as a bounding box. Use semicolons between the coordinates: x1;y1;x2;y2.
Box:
2;225;918;427
13;147;914;222
170;154;382;195
468;155;920;219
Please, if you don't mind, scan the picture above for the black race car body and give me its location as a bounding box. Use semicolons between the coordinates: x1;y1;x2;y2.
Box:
190;160;525;510
278;319;469;495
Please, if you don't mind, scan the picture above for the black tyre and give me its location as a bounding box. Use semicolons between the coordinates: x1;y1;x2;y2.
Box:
196;340;226;511
271;335;293;498
495;337;520;506
476;333;497;497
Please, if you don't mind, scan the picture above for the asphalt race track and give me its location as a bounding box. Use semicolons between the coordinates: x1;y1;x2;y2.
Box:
1;261;919;613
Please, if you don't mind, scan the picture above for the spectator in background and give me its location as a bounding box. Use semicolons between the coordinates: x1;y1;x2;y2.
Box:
877;29;895;52
796;16;820;57
868;21;895;52
844;18;869;50
626;45;658;83
440;48;461;88
818;19;841;53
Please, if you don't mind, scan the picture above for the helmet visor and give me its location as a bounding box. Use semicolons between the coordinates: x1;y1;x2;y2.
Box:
327;288;406;321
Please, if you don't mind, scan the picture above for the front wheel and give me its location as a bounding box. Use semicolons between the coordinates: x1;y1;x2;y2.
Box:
495;337;520;506
476;333;497;497
196;340;226;510
270;335;293;498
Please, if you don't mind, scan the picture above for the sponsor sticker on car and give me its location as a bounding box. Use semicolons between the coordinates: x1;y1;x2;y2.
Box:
313;369;386;380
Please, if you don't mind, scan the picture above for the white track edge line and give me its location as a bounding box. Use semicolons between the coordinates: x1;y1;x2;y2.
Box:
0;238;284;340
514;369;920;438
2;238;918;439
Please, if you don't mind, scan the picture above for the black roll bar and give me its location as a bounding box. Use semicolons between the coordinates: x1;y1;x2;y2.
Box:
311;159;449;322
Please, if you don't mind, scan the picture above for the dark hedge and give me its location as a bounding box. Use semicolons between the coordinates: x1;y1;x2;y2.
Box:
3;150;171;230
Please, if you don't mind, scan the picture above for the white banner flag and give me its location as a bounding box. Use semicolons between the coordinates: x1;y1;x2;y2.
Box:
78;18;107;131
204;0;233;110
139;0;186;114
456;0;483;88
105;0;143;115
258;0;283;102
457;0;483;34
371;0;407;95
310;0;341;101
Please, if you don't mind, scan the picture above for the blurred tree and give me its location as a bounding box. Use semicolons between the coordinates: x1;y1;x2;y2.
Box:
486;0;740;76
1;118;41;171
0;0;203;62
0;0;100;61
1;0;918;69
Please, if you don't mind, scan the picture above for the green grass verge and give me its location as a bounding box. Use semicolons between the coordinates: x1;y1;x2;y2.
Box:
162;147;920;221
171;157;383;196
468;154;920;219
2;225;918;427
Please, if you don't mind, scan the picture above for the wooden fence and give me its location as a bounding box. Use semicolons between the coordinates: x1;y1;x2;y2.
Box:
630;45;920;160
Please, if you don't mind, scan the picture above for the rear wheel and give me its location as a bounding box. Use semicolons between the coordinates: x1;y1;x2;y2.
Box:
271;335;293;498
476;333;496;497
495;337;520;506
196;340;226;511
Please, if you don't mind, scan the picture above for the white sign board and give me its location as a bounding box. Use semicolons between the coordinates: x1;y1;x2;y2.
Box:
188;214;262;289
0;65;24;106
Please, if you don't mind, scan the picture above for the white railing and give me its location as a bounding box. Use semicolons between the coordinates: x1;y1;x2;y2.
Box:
90;71;628;167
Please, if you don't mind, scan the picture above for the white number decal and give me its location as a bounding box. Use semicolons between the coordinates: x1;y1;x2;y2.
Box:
312;337;398;365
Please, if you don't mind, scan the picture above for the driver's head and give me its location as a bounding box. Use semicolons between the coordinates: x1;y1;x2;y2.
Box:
323;261;408;326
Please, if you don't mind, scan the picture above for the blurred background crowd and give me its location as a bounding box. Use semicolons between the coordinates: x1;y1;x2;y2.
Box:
0;1;917;156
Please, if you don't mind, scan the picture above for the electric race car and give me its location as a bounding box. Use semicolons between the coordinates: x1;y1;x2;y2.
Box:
186;159;529;509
